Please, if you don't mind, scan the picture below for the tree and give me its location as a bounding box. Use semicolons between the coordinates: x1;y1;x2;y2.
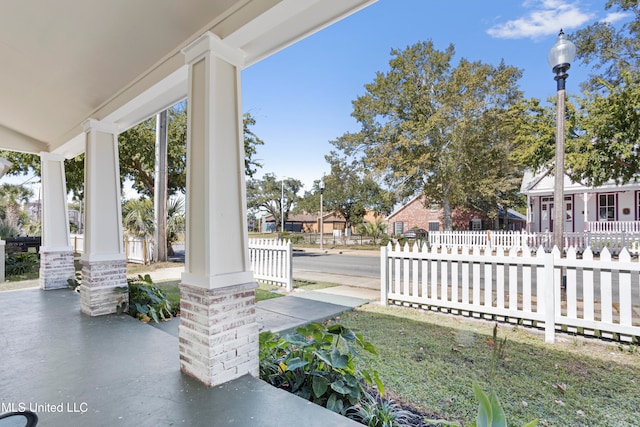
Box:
296;154;395;230
332;41;524;229
0;183;32;229
356;219;387;245
246;174;302;232
514;2;640;187
571;0;639;92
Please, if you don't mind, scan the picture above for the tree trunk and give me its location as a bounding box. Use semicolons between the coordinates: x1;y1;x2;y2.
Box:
442;197;452;231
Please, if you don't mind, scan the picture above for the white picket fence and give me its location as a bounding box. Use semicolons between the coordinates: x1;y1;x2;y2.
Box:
428;230;640;256
248;238;293;291
381;243;640;343
70;234;153;264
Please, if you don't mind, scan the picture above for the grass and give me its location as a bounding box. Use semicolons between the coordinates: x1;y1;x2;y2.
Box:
330;304;640;426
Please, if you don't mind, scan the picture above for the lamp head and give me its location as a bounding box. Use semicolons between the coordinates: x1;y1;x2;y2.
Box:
547;29;576;71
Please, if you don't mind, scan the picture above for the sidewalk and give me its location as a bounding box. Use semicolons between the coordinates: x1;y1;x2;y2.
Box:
143;264;380;336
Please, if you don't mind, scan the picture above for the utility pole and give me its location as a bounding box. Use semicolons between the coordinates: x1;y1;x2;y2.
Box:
154;110;168;262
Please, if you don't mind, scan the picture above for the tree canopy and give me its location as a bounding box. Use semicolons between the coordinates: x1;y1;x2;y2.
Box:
332;41;525;229
246;174;303;231
515;1;640;187
296;154;395;229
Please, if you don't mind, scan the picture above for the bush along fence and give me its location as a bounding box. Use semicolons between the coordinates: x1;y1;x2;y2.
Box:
381;242;640;344
248;238;293;291
428;230;640;256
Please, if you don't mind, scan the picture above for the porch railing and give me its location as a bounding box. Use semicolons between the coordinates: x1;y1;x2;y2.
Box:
427;230;640;256
248;238;293;291
381;243;640;343
588;221;640;233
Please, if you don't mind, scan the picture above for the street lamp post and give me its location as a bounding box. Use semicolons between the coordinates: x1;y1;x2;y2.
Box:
319;179;325;251
547;29;576;253
281;177;285;233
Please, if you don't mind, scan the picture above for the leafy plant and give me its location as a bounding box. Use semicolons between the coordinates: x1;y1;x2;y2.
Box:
127;274;172;323
347;391;414;427
5;252;39;276
471;383;537;427
67;272;82;292
259;323;384;415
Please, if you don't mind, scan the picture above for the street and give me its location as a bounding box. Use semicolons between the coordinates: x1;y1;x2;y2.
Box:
292;251;379;278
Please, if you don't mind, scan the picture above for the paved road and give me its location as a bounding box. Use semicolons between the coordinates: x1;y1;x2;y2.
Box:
292;252;379;278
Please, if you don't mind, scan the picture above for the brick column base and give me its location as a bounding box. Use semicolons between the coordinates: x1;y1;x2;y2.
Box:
179;282;259;386
80;259;128;316
39;250;76;290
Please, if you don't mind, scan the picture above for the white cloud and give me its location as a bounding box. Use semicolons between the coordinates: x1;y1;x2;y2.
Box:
602;11;631;24
487;0;595;39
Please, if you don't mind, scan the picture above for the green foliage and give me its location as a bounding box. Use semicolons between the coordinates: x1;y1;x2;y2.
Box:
67;272;82;291
471;383;538;427
127;274;173;323
259;323;384;415
356;219;388;245
5;252;39;276
332;41;525;229
0;219;19;239
347;391;413;427
246;174;303;232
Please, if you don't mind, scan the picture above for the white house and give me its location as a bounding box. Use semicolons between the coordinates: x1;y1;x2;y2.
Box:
521;169;640;233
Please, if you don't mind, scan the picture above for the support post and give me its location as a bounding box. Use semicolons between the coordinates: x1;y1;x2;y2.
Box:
80;119;127;316
380;245;388;306
544;250;556;343
179;32;258;387
39;152;75;289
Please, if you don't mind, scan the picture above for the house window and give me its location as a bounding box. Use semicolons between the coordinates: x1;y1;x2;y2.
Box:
598;193;616;221
471;218;482;230
393;221;404;235
428;221;440;231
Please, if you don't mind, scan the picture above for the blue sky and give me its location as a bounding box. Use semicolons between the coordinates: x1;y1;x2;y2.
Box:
241;0;630;192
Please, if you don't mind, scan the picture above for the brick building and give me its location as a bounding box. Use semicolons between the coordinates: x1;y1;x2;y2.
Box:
387;195;525;235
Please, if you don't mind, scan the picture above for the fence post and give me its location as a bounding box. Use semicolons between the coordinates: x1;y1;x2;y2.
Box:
380;244;388;306
285;239;293;292
544;250;556;344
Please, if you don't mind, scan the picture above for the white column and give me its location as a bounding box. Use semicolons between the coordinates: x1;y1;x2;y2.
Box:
79;119;127;316
39;152;75;289
178;32;258;387
583;192;589;232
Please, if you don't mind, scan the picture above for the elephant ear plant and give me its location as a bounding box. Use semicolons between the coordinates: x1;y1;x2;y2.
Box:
259;323;384;416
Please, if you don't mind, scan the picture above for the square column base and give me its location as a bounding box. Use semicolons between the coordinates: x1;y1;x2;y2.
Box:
179;281;259;387
39;250;76;290
80;259;128;316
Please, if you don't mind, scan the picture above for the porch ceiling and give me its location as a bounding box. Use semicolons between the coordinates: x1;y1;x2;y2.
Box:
0;0;375;157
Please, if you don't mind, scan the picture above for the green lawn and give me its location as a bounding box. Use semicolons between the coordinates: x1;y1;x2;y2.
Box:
330;304;640;426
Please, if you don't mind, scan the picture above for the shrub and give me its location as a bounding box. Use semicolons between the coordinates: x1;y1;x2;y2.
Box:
127;274;172;323
5;252;39;276
259;323;384;415
347;391;414;427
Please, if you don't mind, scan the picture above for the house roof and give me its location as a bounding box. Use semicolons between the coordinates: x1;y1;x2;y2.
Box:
0;0;376;158
521;168;640;196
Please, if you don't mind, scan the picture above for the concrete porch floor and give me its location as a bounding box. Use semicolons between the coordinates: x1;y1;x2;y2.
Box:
0;288;362;426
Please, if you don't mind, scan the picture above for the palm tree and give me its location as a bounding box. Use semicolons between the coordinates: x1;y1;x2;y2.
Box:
0;183;32;229
356;218;387;245
122;198;154;238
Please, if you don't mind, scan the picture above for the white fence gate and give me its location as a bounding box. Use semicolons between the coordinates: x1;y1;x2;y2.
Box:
381;243;640;343
248;238;293;291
